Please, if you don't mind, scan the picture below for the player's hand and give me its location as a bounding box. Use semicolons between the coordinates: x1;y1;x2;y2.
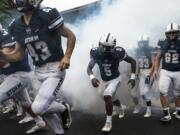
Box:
91;78;100;88
145;75;151;84
128;79;136;89
59;56;70;71
152;71;158;80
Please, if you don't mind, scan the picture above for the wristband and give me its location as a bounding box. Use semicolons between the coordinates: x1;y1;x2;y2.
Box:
89;74;95;80
130;73;136;80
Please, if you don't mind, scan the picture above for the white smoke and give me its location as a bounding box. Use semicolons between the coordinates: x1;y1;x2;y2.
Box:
60;0;180;113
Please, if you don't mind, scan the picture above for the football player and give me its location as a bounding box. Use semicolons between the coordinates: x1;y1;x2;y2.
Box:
3;0;76;134
87;33;136;132
133;35;155;117
0;25;45;133
153;23;180;123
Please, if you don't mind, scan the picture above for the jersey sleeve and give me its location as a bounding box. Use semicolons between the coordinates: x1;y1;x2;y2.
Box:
90;48;99;62
115;47;128;60
47;8;64;31
157;39;165;49
8;19;21;43
8;19;16;40
0;33;15;49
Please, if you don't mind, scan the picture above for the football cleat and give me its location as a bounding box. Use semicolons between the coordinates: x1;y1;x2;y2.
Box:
19;115;34;124
173;111;177;115
160;115;171;124
101;122;112;133
26;120;46;134
144;108;151;118
2;106;14;114
174;113;180;120
61;102;72;131
133;106;140;114
144;110;151;118
119;105;126;119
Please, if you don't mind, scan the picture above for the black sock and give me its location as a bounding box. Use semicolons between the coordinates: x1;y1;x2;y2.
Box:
177;110;180;115
163;108;170;116
146;101;151;106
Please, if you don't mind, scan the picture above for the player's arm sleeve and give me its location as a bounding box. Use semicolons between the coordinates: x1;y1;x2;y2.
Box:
48;8;64;31
0;34;16;48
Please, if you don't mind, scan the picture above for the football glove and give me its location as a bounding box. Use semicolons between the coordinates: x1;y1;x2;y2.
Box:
91;78;100;88
145;75;151;84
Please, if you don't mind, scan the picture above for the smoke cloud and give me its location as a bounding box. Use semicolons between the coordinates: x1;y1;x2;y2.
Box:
60;0;180;113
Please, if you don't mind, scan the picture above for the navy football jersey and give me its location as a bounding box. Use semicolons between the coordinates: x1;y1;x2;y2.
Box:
0;33;30;75
135;46;154;69
8;7;64;66
158;39;180;71
90;47;127;81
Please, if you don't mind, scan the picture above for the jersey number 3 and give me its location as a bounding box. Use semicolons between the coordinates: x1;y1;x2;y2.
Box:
27;41;51;62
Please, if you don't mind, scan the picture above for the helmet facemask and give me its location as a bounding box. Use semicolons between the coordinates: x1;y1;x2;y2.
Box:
99;33;116;55
99;43;115;55
165;23;180;41
165;31;179;41
13;0;42;13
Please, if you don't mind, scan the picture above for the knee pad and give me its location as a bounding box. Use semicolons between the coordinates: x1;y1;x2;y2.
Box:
31;101;45;115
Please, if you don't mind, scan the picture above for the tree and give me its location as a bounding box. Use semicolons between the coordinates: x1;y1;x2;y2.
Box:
0;0;16;26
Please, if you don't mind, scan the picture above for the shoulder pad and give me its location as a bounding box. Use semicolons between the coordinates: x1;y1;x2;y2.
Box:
40;7;54;13
115;46;127;59
8;18;23;35
90;47;99;58
157;39;166;47
115;46;126;54
39;7;64;30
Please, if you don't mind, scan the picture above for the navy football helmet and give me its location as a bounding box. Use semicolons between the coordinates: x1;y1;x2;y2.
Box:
13;0;43;12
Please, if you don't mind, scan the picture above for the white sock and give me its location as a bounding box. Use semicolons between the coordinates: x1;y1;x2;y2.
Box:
106;115;112;123
147;106;151;112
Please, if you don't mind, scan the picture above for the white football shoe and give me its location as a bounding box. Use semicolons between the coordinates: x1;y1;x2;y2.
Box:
144;111;151;118
133;106;140;114
19;114;34;124
101;122;112;132
26;120;46;134
119;105;126;119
